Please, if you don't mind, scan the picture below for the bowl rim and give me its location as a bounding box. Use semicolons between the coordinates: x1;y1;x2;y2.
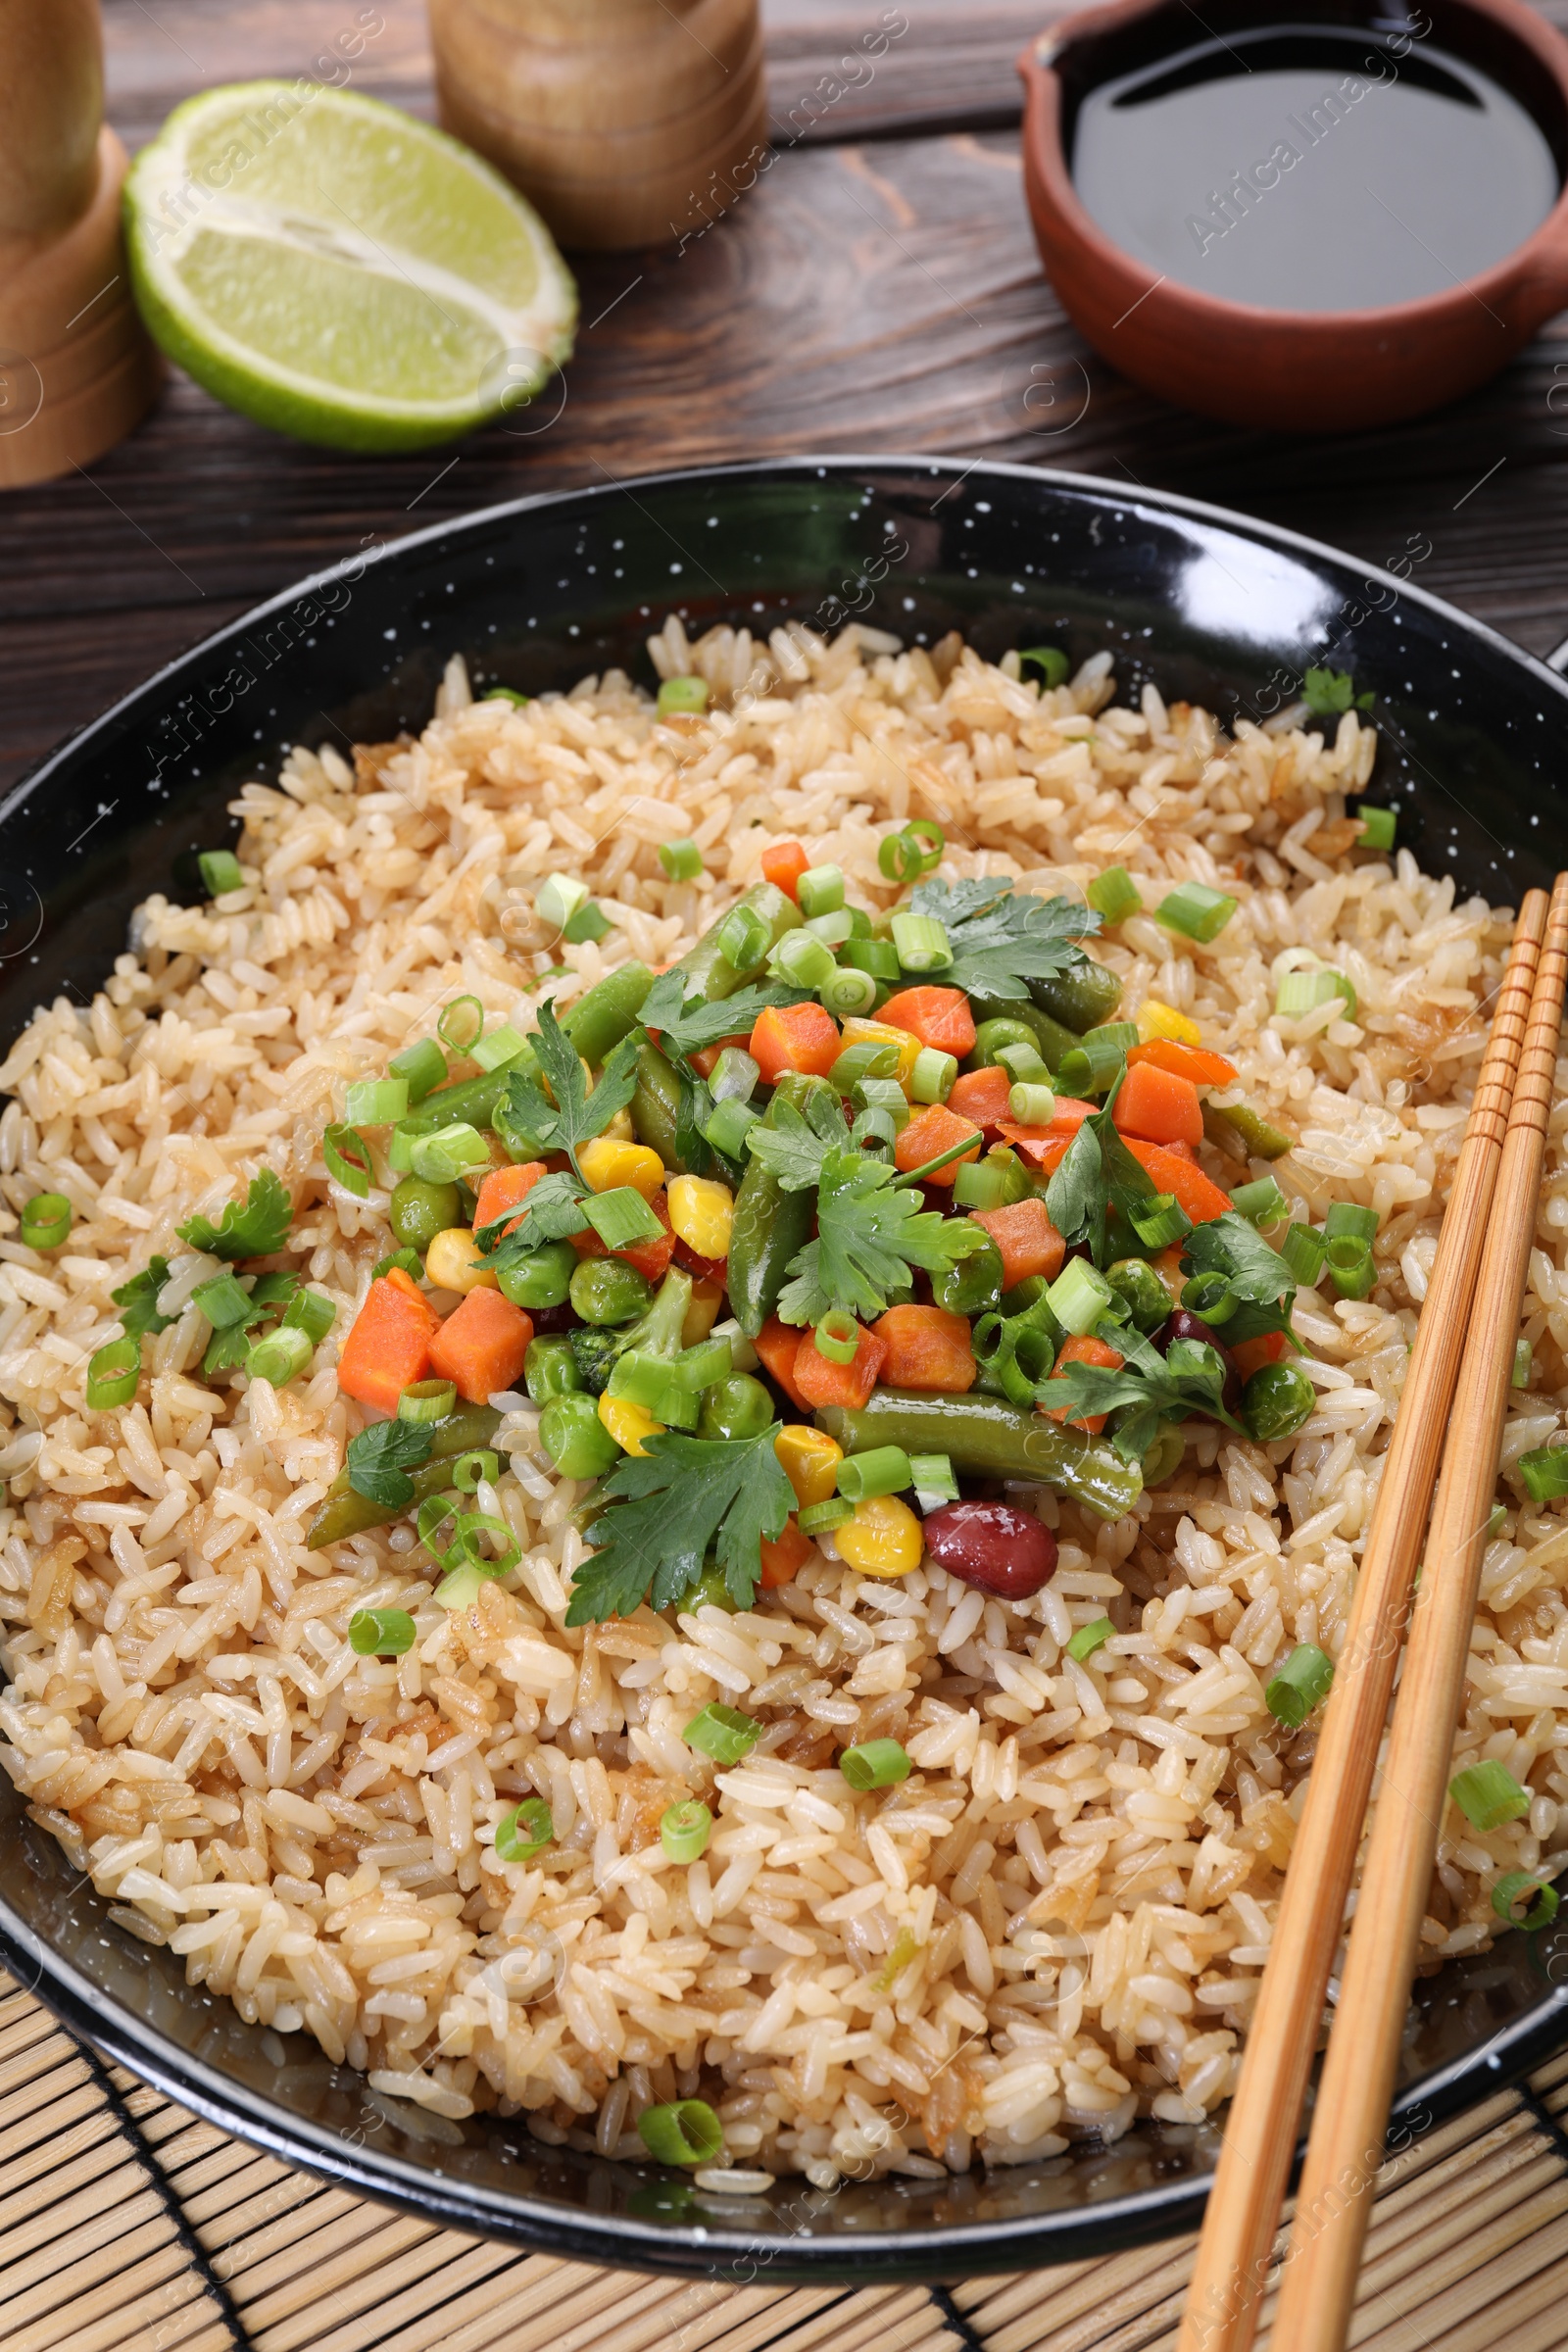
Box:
4;449;1568;2278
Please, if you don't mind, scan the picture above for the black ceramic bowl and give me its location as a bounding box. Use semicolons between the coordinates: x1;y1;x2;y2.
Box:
4;457;1568;2281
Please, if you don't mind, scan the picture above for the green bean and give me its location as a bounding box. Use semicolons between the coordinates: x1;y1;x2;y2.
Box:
632;1041;682;1166
813;1390;1142;1520
674;883;800;1002
307;1403;502;1548
967;993;1081;1072
1028;957;1123;1035
726;1070;842;1338
399;1052;537;1138
1202;1100;1294;1162
561;960;656;1066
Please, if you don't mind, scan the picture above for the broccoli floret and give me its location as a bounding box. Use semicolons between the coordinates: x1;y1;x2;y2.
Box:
568;1266;693;1394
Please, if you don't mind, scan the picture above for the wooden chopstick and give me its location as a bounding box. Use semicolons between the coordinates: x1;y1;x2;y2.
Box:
1177;886;1553;2352
1268;870;1568;2352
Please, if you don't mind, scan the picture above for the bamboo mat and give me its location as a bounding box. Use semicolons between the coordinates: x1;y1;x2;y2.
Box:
7;1966;1568;2352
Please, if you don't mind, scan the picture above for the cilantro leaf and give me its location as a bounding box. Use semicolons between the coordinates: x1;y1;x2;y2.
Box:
745;1098;842;1192
777;1147;987;1325
908;878;1101;1002
1181;1211;1296;1305
475;1169;590;1269
177;1168;294;1261
1037;1331;1239;1464
1046;1075;1156;1267
642;977;812;1061
564;1426;795;1621
1301;666;1374;718
512;1002;642;1179
345;1417;434;1509
201;1271;301;1376
113;1255;174;1339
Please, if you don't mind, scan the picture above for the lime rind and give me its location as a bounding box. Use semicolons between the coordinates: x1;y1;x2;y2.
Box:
124;81;577;453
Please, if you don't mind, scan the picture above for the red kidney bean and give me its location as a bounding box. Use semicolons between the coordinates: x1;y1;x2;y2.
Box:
922;1500;1057;1599
525;1301;579;1336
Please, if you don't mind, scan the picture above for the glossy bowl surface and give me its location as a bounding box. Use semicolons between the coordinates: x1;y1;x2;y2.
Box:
3;456;1568;2279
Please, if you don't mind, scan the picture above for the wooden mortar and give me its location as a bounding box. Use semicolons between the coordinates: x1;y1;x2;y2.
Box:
0;0;159;488
428;0;768;250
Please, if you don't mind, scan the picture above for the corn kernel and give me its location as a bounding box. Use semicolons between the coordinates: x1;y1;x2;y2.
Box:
774;1424;843;1509
578;1137;664;1200
424;1227;498;1293
840;1016;922;1090
681;1275;725;1349
602;1107;636;1143
1137;997;1201;1047
667;1173;735;1259
598;1393;664;1456
837;1494;923;1578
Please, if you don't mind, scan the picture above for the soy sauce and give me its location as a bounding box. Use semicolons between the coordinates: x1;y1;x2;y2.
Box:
1070;24;1559;313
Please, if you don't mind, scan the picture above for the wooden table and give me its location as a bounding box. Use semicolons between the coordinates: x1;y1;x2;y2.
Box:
6;0;1568;797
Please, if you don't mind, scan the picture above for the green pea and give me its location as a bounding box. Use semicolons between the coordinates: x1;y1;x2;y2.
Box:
932;1231;1004;1316
539;1390;621;1477
1243;1360;1316;1444
498;1241;578;1309
697;1373;774;1442
389;1175;461;1251
525;1335;582;1402
568;1257;653;1326
1106;1256;1175;1334
966;1016;1045;1073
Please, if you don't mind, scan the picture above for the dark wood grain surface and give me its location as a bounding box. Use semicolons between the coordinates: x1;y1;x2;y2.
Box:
6;0;1568;792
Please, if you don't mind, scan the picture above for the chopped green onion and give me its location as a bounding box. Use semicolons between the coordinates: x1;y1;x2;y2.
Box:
324;1122;374;1197
709;1048;759;1102
399;1378;458;1424
1067;1616;1113;1662
1280;1223;1327;1284
385;1127;416;1175
484;685;527;705
192;1270;254;1329
1324;1201;1379;1246
806;907;855;948
658;676;710;717
855;1075;910;1123
372;1248;423;1282
20;1193;72;1250
344;1078;409;1127
472;1023;529;1072
348;1607;416;1657
837;1445;912;1501
1046;1257;1113;1336
282;1289;336;1343
409;1122;489;1184
199;848;244;897
1182;1271;1237;1326
417;1492;466;1570
1156;882;1238;944
609;1350;694;1415
909;1452;957;1508
1516;1444;1568;1505
841;937;902;981
1129;1193;1192;1250
1008;1083;1057;1126
813;1309;861;1366
1450;1759;1531;1830
831;1040;902;1093
909;1048;957;1104
564;899;612;946
877;821;945;882
1265;1642;1335;1729
852;1106;898;1151
995;1040;1051;1084
582;1186;664;1250
891;912;953;973
1356;805;1397;851
771;930;836;990
1488;1502;1508;1539
660;1798;712;1863
455;1510;519;1573
86;1336;139;1409
1326;1235;1375;1299
799;1495;855;1535
839;1739;910;1791
1019;646;1070;689
1513;1339;1534;1390
705;1098;760;1157
638;2098;722;2167
1276;966;1357;1020
494;1796;554;1863
1230;1176;1289;1228
821;964;878;1019
537;873;588;931
797;863;846;920
683;1702;760;1763
1087;866;1142;924
954;1159;1008;1211
659;839;705;882
671;1337;732;1393
716;904;772;972
1054;1039;1129;1099
437;995;486;1051
452;1449;503;1493
1086;1022;1140;1055
1492;1871;1558;1932
246;1324;313;1387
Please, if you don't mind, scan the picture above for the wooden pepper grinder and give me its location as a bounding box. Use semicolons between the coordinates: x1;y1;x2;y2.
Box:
0;0;159;488
428;0;767;251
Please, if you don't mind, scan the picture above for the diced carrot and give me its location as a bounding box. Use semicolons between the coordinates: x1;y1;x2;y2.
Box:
756;1317;812;1411
894;1102;981;1186
1152;1244;1188;1304
1114;1060;1204;1148
472;1160;547;1239
336;1268;441;1416
759;1515;813;1589
791;1318;887;1409
1044;1333;1125;1433
570;1188;677;1282
1127;1038;1238;1088
760;839;811;902
878;986;977;1057
428;1286;535;1404
947;1065;1014;1132
971;1198;1066;1289
871;1303;976;1393
750;1002;841;1083
1124;1138;1234;1223
997;1096;1097;1153
689;1033;750;1080
1165;1140;1199;1164
1231;1330;1292;1381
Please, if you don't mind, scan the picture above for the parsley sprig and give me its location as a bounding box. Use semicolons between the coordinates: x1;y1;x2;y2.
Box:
346;1418;433;1508
565;1425;796;1621
501;1001;640;1184
202;1271;301;1375
1181;1211;1300;1347
1301;666;1374;719
476;1168;591;1268
176;1168;293;1261
906;877;1100;1002
637;972;810;1059
778;1147;986;1325
112;1256;174;1339
1046;1074;1158;1267
1038;1330;1240;1464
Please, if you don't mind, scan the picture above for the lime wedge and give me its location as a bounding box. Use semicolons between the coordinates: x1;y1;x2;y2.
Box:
124;82;576;452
